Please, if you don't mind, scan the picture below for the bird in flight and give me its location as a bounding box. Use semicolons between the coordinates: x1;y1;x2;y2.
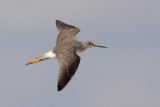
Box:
26;20;107;91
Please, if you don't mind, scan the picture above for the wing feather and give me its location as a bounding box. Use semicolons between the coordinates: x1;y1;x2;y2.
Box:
55;20;80;45
56;51;80;91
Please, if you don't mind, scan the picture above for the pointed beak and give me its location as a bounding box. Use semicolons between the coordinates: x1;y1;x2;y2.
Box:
93;45;107;48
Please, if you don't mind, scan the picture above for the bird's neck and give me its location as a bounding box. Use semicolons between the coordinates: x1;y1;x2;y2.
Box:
76;43;88;54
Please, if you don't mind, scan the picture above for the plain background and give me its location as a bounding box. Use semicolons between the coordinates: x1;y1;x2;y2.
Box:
0;0;160;107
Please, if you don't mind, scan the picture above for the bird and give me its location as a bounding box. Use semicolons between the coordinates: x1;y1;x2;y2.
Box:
26;20;107;91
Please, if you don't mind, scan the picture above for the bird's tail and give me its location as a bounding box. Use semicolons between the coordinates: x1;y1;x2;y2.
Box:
25;50;56;66
36;50;56;60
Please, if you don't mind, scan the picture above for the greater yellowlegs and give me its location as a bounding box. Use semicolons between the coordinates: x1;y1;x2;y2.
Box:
26;20;107;91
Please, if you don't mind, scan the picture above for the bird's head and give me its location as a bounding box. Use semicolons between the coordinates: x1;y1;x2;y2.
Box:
82;41;107;48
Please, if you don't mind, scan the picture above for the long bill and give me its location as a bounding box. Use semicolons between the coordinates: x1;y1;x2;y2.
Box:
93;45;107;48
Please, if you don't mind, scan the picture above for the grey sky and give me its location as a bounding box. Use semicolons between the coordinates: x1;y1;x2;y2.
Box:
0;0;160;107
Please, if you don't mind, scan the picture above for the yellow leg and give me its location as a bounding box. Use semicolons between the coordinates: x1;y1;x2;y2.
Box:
25;60;41;66
25;58;49;66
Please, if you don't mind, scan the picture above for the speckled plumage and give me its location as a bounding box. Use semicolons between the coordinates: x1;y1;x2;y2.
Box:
53;20;81;91
26;20;107;91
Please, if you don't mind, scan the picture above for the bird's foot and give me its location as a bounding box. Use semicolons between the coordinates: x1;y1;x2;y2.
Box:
25;58;49;66
25;60;41;66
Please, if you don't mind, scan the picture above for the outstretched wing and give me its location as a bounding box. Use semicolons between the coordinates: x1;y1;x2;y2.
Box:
56;51;80;91
56;20;80;45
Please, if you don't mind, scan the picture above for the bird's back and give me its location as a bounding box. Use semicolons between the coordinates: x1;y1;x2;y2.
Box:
53;40;80;53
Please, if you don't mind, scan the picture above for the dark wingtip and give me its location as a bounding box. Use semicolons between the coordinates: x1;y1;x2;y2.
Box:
57;84;61;91
57;88;62;91
56;20;65;31
56;20;64;26
57;88;61;91
56;20;80;32
57;85;64;91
